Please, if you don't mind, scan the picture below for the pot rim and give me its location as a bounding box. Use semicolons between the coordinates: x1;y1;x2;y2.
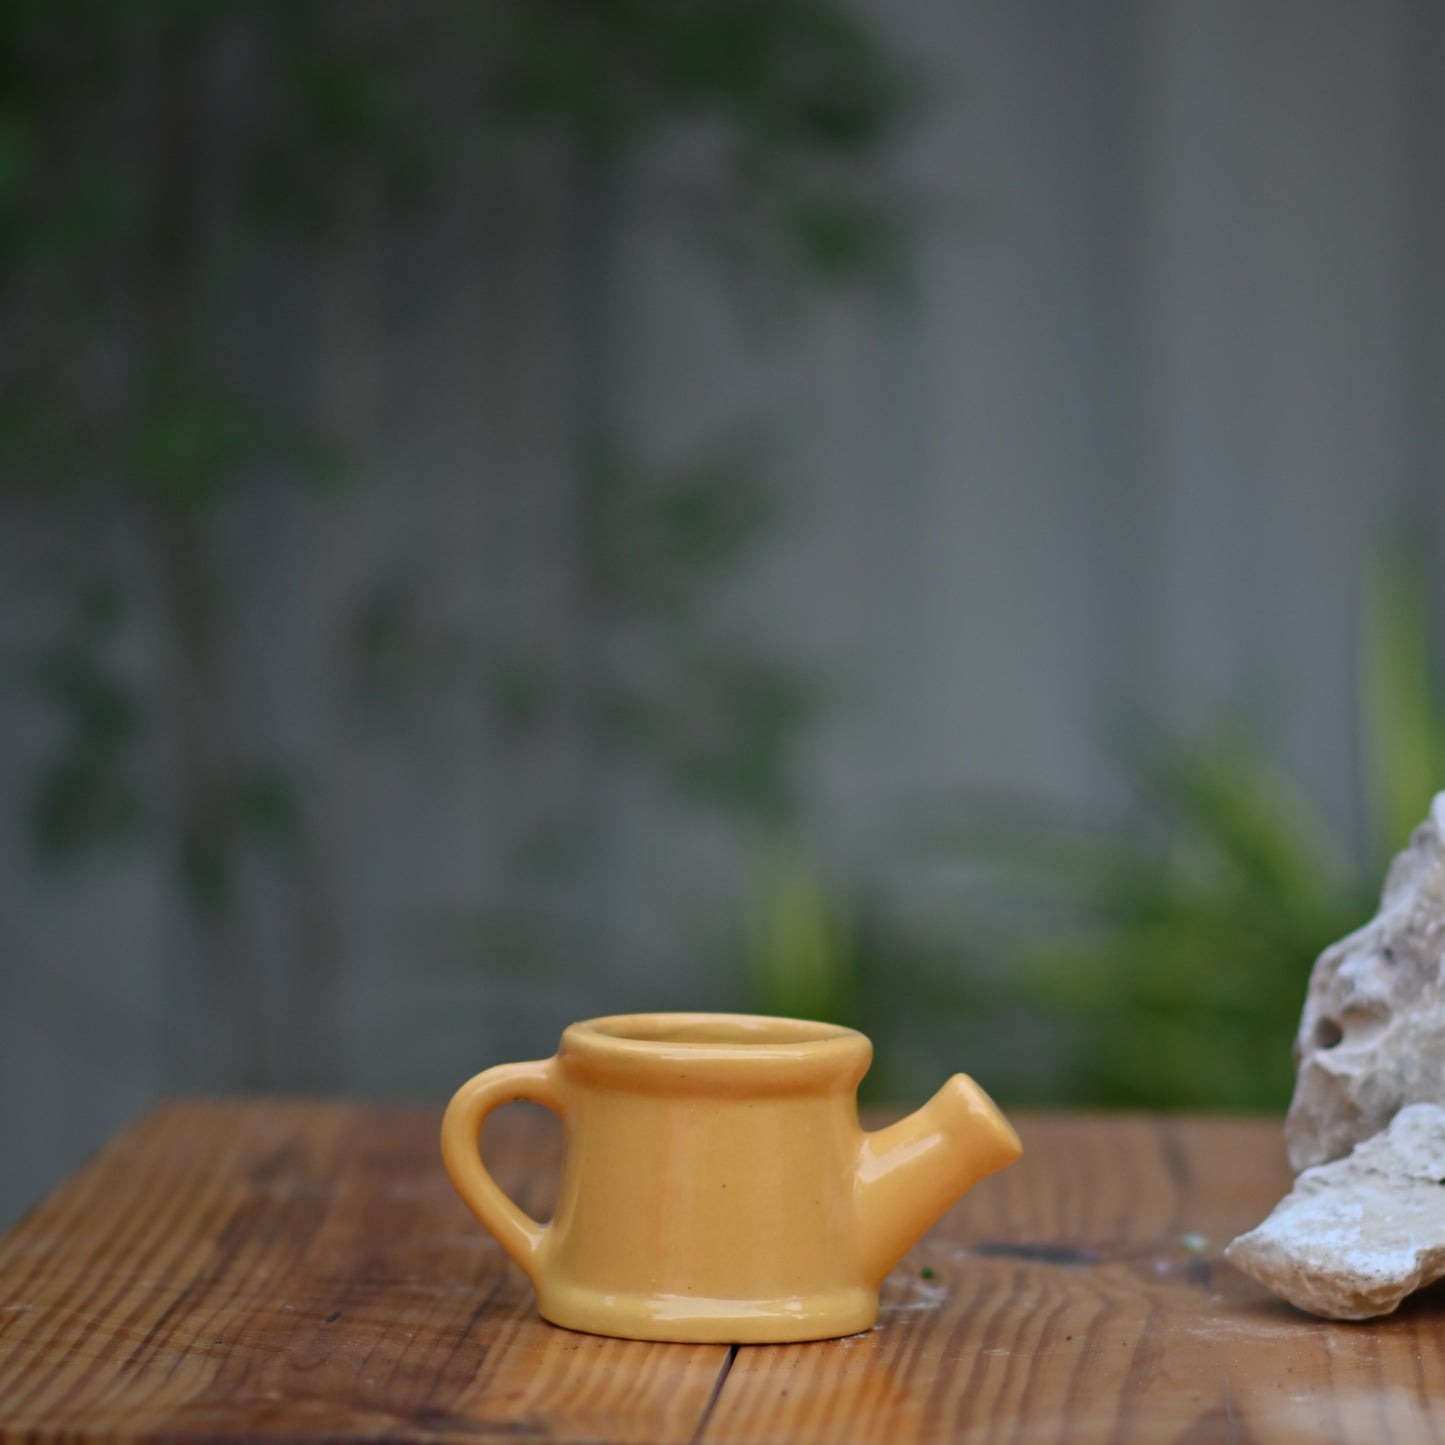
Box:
559;1011;871;1092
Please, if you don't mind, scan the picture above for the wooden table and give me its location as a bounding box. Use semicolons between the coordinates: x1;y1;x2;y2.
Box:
0;1103;1442;1444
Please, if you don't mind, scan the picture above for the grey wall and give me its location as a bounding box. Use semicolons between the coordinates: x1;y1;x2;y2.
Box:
4;0;1443;1226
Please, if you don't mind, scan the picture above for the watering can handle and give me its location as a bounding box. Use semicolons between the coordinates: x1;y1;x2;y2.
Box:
441;1059;563;1279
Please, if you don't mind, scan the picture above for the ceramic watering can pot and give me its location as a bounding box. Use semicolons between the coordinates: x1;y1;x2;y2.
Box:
441;1012;1022;1343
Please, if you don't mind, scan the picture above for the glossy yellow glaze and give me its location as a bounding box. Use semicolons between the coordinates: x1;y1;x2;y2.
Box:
441;1012;1022;1343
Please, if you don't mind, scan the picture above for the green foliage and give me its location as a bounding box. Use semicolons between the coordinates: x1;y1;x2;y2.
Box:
28;583;147;863
551;432;824;828
232;764;302;849
127;365;350;512
742;848;855;1024
488;0;908;161
1;0;912;1081
638;644;821;827
584;432;781;613
732;842;985;1100
739;555;1444;1110
3;0;902;856
944;553;1445;1108
941;732;1370;1109
1361;557;1445;865
485;0;910;294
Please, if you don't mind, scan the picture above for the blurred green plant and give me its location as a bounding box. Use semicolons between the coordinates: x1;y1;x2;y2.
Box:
1360;559;1445;865
1;0;912;1081
734;842;985;1101
739;554;1445;1110
358;431;832;986
481;0;911;300
939;734;1369;1109
338;2;913;990
936;554;1445;1109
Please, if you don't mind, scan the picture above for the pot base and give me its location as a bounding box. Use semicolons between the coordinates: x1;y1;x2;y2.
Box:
536;1280;879;1343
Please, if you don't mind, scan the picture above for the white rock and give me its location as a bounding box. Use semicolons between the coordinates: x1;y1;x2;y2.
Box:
1286;792;1445;1172
1226;1103;1445;1320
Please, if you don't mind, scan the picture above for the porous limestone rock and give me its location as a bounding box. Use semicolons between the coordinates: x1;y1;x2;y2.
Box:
1225;1103;1445;1320
1286;793;1445;1173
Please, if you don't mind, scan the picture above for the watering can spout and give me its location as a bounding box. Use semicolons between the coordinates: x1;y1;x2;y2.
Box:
854;1074;1022;1284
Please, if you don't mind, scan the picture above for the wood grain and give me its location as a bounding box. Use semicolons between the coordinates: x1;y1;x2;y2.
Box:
2;1105;1444;1444
0;1101;727;1443
702;1114;1445;1445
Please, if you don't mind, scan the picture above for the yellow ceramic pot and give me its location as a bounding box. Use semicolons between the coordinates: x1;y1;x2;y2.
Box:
441;1012;1021;1343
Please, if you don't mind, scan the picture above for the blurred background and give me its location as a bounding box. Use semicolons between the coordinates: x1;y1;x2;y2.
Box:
5;0;1445;1228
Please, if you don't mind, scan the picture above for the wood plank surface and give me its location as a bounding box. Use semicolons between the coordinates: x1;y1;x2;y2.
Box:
2;1104;1443;1444
0;1101;727;1443
704;1114;1445;1445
